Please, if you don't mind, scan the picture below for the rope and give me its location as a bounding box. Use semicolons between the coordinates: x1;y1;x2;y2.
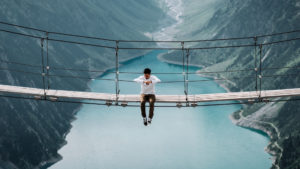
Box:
46;32;50;89
0;59;41;68
48;74;115;81
40;38;46;98
2;64;299;84
262;37;300;46
263;66;300;71
6;66;297;83
181;42;186;98
119;69;254;74
263;73;300;78
47;37;115;49
1;21;300;43
0;21;47;33
51;66;108;73
0;67;41;76
0;68;259;87
1;21;300;103
119;75;257;83
1;93;300;108
0;59;257;74
115;41;120;105
254;37;258;91
259;44;263;98
0;29;115;49
1;28;300;50
185;49;190;105
117;44;256;50
112;29;300;43
0;64;258;83
0;28;42;39
0;21;117;42
256;29;300;38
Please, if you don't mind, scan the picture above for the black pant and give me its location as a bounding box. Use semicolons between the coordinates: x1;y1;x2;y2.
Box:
140;94;156;119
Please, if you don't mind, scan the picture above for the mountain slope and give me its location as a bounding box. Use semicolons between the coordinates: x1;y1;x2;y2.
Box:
0;1;169;168
160;0;300;168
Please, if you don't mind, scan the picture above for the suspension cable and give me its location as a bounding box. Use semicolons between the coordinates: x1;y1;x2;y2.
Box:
2;64;300;84
1;93;300;108
115;41;120;105
0;58;256;74
1;21;300;99
0;67;41;76
0;59;41;68
40;38;46;99
0;58;257;75
1;21;300;43
0;21;117;42
254;37;258;91
185;49;190;105
48;74;115;81
181;42;186;97
259;44;263;98
1;28;300;50
46;32;50;89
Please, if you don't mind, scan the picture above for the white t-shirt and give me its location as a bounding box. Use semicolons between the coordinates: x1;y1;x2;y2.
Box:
134;75;161;94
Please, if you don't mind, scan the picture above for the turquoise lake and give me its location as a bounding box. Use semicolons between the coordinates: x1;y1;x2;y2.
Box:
50;50;272;169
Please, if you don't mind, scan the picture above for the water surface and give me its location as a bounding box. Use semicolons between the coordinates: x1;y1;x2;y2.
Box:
50;50;271;169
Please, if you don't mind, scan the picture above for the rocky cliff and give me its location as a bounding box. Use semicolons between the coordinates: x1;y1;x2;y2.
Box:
0;0;169;168
160;0;300;168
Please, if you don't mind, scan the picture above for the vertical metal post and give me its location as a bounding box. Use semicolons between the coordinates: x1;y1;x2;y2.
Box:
40;38;46;99
254;36;258;92
115;41;120;105
259;44;263;98
181;42;186;97
46;32;50;89
185;49;190;106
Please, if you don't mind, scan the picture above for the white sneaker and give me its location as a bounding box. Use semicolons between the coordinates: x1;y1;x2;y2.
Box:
147;118;152;125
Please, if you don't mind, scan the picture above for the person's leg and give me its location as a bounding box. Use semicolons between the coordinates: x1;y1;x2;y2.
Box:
140;94;146;118
149;95;156;120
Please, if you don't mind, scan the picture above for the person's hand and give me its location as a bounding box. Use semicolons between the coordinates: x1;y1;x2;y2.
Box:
144;80;152;85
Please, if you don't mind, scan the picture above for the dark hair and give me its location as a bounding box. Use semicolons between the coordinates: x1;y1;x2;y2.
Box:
144;68;151;74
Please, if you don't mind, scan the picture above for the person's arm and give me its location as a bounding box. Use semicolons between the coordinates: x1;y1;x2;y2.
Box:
151;75;161;84
134;76;144;84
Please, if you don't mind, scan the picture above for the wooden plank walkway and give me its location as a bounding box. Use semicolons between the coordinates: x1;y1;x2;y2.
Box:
1;84;300;103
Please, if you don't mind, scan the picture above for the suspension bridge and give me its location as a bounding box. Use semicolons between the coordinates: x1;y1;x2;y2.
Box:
0;21;300;107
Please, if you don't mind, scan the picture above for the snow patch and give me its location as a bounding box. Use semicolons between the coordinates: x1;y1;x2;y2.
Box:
249;99;281;120
149;0;184;46
143;32;153;39
262;49;271;63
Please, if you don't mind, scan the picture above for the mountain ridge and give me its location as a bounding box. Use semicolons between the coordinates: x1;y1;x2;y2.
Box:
159;0;300;168
0;1;169;168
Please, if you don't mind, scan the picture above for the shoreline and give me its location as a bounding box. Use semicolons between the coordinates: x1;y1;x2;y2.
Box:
157;54;280;169
44;51;280;169
157;52;204;68
157;53;232;93
46;51;278;169
42;51;152;169
230;111;282;169
39;105;81;169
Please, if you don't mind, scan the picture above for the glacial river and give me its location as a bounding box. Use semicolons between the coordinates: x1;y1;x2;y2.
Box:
50;50;271;169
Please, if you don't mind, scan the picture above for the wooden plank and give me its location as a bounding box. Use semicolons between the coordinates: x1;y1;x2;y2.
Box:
1;84;300;103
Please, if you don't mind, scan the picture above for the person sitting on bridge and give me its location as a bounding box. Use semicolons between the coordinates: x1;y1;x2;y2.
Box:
134;68;161;126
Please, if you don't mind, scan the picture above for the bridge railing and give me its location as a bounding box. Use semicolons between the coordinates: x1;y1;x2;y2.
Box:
0;21;300;106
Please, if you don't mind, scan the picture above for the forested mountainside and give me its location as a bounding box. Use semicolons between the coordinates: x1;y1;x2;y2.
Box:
1;0;300;168
161;0;300;168
0;0;169;168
